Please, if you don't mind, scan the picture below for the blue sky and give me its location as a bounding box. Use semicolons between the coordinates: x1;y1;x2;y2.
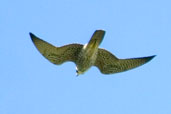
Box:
1;0;171;114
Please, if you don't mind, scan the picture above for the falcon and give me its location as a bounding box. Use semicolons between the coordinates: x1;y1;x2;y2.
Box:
30;30;155;76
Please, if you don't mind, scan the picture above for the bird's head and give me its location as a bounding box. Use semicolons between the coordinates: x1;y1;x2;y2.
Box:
76;67;86;76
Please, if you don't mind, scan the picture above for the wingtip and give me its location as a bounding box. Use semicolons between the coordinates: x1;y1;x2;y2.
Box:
151;55;156;58
29;32;38;42
29;32;35;38
147;55;156;62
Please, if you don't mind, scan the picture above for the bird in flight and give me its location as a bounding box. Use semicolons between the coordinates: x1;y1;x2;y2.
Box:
30;30;155;76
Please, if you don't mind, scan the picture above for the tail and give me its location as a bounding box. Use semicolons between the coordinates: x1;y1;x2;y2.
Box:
87;30;105;48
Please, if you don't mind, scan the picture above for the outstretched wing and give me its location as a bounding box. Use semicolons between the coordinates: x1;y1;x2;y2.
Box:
94;48;155;74
30;33;83;65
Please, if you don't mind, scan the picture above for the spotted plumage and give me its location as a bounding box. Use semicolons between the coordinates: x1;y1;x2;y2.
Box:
30;30;155;75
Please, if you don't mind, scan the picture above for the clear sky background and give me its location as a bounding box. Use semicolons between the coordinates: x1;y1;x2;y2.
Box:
1;0;171;114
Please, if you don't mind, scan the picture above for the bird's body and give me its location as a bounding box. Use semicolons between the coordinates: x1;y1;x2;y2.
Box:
30;30;155;75
76;30;105;75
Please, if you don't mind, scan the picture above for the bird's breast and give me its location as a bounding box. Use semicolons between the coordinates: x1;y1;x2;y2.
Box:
76;43;98;72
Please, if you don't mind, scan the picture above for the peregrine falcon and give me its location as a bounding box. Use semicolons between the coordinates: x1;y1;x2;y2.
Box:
30;30;155;76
